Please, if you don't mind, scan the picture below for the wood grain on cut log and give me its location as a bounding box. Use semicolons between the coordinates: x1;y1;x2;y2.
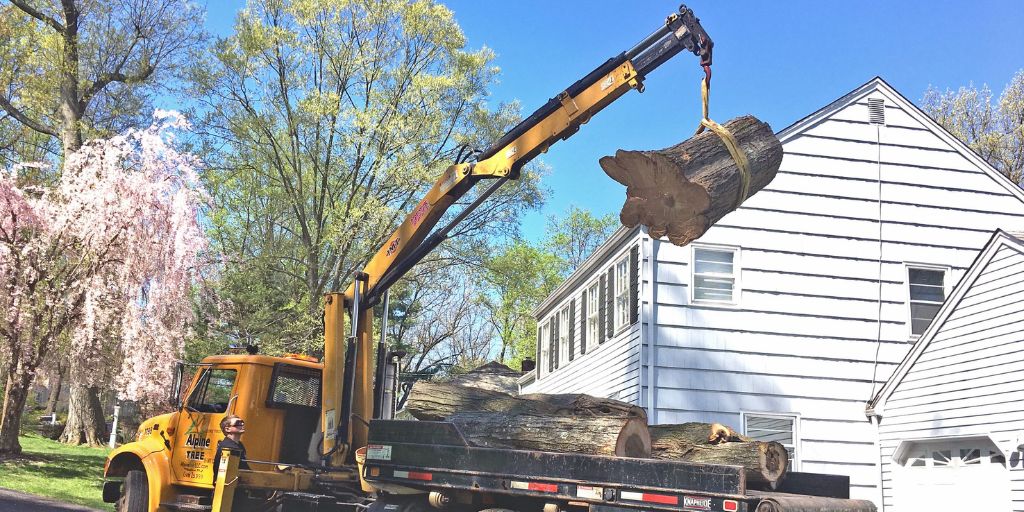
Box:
407;381;646;421
650;424;787;490
600;115;782;246
448;411;651;458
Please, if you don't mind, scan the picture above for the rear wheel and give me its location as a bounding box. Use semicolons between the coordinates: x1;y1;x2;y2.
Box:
116;469;148;512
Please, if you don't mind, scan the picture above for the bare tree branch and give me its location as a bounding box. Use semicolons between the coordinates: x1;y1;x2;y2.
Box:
0;95;57;137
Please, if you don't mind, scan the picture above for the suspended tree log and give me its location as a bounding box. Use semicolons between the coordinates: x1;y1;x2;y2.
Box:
448;411;651;458
407;381;646;421
650;424;788;490
600;115;783;246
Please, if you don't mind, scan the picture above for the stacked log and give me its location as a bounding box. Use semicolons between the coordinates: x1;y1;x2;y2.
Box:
599;115;782;247
649;423;788;490
406;380;789;488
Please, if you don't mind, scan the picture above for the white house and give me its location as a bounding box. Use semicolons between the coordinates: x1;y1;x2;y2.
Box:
867;230;1024;511
519;77;1024;506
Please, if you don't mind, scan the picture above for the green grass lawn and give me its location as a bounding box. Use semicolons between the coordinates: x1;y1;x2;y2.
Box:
0;433;113;510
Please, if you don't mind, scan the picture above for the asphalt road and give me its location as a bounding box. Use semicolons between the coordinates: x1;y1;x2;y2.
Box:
0;488;104;512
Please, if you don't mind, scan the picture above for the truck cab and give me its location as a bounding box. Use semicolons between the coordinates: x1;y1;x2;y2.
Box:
103;354;323;511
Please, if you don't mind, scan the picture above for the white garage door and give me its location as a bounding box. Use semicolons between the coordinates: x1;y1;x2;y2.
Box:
894;438;1008;511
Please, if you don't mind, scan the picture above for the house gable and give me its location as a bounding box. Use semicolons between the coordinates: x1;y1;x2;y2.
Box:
867;230;1024;418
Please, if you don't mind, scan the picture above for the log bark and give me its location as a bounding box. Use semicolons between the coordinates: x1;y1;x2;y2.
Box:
407;381;645;421
448;411;651;458
600;115;782;246
650;424;788;489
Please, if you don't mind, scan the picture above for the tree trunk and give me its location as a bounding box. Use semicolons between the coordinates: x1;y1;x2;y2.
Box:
59;382;107;446
43;366;65;418
0;364;34;456
649;424;788;490
599;115;783;246
407;381;645;421
448;411;651;458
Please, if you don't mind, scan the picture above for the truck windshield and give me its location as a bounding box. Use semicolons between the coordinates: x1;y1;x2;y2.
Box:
187;368;238;413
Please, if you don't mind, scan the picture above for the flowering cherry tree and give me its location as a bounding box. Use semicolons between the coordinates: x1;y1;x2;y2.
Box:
0;111;207;453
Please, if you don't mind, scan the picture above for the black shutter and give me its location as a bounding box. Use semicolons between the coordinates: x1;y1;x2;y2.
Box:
553;313;560;370
548;318;555;373
580;290;587;355
536;326;542;379
569;300;576;361
598;275;606;344
630;245;639;325
605;267;614;340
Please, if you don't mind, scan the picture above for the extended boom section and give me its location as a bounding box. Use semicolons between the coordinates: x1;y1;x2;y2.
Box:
324;5;714;464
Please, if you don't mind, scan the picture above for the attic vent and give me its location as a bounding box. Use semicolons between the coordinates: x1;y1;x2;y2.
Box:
868;98;886;125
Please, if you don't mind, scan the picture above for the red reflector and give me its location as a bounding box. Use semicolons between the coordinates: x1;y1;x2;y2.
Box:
408;471;432;481
642;493;678;505
723;499;738;512
529;482;559;493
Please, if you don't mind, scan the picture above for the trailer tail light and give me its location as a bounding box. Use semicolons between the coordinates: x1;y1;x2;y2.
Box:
510;481;559;493
393;470;432;481
723;500;738;511
620;491;678;505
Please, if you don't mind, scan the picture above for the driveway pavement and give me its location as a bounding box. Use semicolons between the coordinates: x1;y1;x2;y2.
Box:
0;488;104;512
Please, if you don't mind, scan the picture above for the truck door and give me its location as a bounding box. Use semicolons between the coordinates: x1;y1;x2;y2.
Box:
172;366;239;485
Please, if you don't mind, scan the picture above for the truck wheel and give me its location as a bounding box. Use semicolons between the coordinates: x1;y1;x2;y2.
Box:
117;470;148;512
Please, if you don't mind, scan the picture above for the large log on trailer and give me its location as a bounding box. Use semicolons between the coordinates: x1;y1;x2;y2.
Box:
600;115;782;246
650;424;788;490
448;411;651;458
407;381;645;421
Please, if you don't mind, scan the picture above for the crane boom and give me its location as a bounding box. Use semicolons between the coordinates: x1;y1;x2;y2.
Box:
321;5;713;466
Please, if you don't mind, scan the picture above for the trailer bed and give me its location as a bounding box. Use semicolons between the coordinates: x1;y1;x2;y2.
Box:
363;420;875;512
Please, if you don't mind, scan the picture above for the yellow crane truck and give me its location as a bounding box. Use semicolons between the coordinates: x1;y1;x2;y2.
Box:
103;6;876;512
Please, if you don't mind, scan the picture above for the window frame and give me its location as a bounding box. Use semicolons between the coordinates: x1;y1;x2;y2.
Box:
613;255;630;331
186;367;239;414
741;411;799;471
586;280;600;347
558;305;571;365
905;263;950;340
539;320;551;378
691;244;740;305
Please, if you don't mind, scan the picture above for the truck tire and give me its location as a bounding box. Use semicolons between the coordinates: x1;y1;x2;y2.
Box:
117;470;148;512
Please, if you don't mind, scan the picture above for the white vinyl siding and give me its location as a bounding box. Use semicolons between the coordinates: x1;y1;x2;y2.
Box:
614;256;629;330
907;266;946;337
743;413;799;470
692;246;738;304
586;281;600;344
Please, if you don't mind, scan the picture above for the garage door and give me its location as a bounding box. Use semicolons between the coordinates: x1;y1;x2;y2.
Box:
893;438;1008;510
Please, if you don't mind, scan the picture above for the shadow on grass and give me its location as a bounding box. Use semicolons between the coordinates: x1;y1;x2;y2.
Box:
4;453;105;480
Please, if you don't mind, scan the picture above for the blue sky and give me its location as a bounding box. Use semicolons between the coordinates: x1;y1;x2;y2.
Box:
203;1;1024;241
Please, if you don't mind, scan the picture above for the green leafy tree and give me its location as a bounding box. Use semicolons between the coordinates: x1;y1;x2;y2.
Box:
475;241;563;369
192;0;543;354
543;205;618;274
923;70;1024;185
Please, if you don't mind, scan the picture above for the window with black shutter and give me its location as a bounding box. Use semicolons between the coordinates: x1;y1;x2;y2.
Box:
598;275;606;343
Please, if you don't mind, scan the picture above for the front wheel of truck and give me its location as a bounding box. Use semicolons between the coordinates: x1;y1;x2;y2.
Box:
117;470;148;512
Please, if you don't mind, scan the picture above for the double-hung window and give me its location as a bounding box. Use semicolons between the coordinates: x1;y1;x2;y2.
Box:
586;281;600;345
693;246;738;303
908;266;946;337
614;256;630;330
559;306;571;364
539;321;551;377
744;413;799;470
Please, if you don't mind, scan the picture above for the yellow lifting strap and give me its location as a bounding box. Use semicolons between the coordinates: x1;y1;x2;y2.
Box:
693;77;752;208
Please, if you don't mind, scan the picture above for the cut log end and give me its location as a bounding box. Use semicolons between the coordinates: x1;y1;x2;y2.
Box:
616;418;653;458
601;115;782;247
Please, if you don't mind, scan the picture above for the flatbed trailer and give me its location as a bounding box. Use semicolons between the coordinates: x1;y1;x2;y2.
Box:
361;421;876;512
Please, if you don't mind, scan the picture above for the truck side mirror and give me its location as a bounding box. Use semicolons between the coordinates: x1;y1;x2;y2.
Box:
169;362;185;408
